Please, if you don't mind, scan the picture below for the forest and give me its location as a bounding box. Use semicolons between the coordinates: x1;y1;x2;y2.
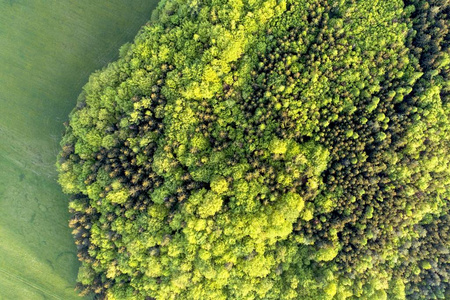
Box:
57;0;449;299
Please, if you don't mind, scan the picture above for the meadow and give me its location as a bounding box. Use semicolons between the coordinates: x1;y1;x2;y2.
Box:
0;1;158;298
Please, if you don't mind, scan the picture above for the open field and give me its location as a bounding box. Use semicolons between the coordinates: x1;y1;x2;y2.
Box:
0;1;158;298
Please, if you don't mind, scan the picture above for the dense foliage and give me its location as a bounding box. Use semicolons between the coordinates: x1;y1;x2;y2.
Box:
57;0;450;299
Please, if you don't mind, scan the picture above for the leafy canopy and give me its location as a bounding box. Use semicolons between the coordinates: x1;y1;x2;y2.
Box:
58;0;450;299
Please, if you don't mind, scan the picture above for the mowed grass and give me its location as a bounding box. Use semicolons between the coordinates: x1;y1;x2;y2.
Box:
0;1;158;298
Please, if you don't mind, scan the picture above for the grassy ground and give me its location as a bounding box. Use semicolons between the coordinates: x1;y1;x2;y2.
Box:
0;1;158;298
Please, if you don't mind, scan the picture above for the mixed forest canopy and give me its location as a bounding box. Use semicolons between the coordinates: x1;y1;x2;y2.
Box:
57;0;450;299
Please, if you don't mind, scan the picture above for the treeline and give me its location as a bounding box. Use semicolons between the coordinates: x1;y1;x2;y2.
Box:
57;0;449;299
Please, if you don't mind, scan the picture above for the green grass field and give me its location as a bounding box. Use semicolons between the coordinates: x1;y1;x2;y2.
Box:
0;1;158;298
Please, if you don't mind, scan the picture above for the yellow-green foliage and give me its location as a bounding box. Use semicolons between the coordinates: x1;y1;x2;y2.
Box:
57;0;450;299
